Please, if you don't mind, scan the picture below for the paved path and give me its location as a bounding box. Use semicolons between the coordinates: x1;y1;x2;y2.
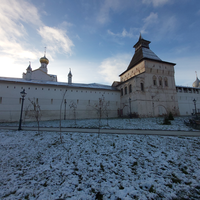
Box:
0;126;200;136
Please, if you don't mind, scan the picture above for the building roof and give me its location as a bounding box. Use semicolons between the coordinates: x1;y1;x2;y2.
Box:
120;35;176;76
0;77;119;91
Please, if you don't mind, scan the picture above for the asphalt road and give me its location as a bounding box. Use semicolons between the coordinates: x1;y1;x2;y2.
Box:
0;126;200;136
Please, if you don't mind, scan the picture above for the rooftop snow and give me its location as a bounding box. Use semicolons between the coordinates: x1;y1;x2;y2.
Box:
0;77;118;91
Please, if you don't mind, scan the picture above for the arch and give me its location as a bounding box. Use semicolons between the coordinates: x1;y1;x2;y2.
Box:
164;77;168;87
153;104;168;116
152;75;157;86
158;76;162;87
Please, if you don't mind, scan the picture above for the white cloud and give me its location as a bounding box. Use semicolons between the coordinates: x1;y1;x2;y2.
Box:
107;28;134;38
141;12;158;33
0;0;74;79
99;54;131;84
142;0;171;7
38;26;74;55
97;0;133;24
0;0;42;60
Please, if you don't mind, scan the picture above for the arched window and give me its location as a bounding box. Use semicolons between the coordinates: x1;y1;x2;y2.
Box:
153;76;157;86
141;82;144;91
125;86;127;95
129;84;132;93
164;77;168;87
121;88;123;96
158;77;162;87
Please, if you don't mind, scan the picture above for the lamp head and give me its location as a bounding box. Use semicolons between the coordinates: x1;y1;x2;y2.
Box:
20;89;27;98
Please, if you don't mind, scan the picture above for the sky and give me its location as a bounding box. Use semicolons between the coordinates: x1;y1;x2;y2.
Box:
0;0;200;86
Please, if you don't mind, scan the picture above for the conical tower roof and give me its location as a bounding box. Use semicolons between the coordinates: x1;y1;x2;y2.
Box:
120;34;176;76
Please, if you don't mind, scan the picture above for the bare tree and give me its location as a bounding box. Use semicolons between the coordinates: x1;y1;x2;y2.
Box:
23;104;31;124
28;98;42;133
69;100;77;126
93;95;109;136
59;89;67;143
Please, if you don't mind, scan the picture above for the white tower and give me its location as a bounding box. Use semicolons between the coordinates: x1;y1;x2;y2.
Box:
23;62;32;80
68;68;72;84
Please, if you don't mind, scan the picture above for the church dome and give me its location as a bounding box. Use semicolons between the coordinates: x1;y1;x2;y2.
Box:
192;77;200;87
40;56;49;65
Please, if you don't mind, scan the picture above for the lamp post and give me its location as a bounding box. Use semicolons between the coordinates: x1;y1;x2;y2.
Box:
64;99;67;120
193;98;197;118
18;89;27;130
129;98;132;118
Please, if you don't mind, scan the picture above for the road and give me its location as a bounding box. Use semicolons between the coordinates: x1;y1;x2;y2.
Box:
0;126;200;136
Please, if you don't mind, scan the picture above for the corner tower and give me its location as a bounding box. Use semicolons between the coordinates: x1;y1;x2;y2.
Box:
116;34;179;117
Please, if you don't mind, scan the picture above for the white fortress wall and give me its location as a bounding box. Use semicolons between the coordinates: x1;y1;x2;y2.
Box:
0;79;120;122
177;86;200;116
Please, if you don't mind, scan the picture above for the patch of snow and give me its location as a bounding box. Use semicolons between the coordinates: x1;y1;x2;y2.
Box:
0;119;200;199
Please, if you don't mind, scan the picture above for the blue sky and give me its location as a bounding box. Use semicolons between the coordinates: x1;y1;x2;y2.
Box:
0;0;200;86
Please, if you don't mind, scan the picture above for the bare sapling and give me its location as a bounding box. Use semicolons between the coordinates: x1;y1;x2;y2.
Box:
69;100;77;126
59;89;67;143
28;98;42;133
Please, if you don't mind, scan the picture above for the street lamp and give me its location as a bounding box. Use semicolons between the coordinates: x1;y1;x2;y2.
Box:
193;98;197;118
129;98;132;118
18;89;27;130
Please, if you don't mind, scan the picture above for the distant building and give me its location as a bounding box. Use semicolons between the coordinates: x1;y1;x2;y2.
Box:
0;35;199;122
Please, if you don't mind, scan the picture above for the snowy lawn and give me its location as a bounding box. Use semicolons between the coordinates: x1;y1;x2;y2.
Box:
1;129;200;200
0;116;197;131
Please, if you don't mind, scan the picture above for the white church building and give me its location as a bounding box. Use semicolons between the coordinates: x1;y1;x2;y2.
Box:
0;35;199;122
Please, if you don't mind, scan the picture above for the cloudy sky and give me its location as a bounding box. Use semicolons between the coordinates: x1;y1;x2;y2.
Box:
0;0;200;86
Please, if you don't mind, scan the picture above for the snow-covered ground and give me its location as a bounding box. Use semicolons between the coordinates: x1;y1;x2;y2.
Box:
1;117;200;199
0;116;197;131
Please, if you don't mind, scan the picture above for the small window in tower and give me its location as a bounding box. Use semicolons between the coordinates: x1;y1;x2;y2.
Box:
129;84;132;93
77;99;79;104
0;97;2;104
21;87;23;89
36;98;38;104
158;77;162;86
153;76;157;86
121;88;123;96
141;83;144;91
88;100;90;105
51;99;53;104
7;86;9;88
164;78;168;87
125;87;127;95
